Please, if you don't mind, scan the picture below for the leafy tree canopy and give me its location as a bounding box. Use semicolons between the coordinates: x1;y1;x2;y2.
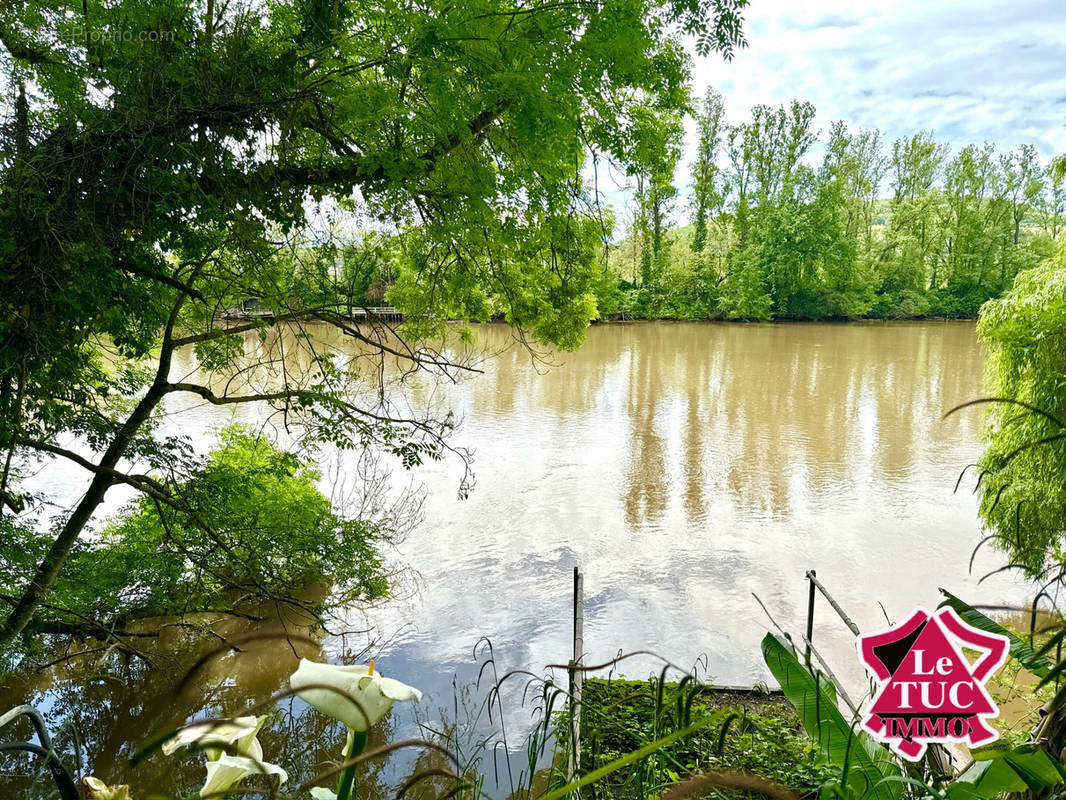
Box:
604;94;1061;323
975;245;1066;575
0;0;749;650
2;426;392;652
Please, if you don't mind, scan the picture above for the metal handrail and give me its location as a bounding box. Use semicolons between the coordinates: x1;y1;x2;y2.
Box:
805;570;860;639
802;570;954;778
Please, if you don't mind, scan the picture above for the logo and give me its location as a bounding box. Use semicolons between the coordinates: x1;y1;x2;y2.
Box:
857;607;1009;760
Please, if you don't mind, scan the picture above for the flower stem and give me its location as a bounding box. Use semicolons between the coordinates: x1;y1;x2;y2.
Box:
336;729;368;800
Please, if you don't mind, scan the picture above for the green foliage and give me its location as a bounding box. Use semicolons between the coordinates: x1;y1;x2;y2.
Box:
626;107;684;299
762;633;902;800
719;249;774;321
765;625;1066;800
598;99;1060;323
937;592;1061;754
692;88;727;257
0;0;751;648
938;591;1053;679
562;677;836;800
953;747;1066;799
2;427;388;638
975;246;1066;574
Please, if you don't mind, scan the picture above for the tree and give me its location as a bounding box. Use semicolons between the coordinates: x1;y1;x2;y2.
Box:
822;121;886;262
745;100;816;207
716;246;772;320
628;104;683;295
724;122;754;243
731;169;861;320
0;427;404;643
1039;156;1066;239
0;0;749;653
876;132;948;310
974;244;1066;575
937;143;1014;313
720;100;819;317
605;98;1055;324
630;173;653;287
691;88;725;256
1003;143;1045;247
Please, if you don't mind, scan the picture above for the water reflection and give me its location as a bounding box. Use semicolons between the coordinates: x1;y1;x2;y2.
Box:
2;320;1037;797
430;321;988;529
0;606;419;798
525;322;984;523
359;321;1030;698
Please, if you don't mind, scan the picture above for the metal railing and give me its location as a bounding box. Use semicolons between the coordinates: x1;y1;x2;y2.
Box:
802;569;953;778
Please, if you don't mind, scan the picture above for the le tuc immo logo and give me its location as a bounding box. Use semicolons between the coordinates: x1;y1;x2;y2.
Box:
857;607;1010;760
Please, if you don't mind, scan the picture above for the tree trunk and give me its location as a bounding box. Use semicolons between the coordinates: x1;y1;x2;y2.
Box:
0;349;174;651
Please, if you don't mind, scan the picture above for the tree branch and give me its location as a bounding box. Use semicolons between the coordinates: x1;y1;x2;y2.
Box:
163;382;316;406
14;438;180;508
116;261;206;301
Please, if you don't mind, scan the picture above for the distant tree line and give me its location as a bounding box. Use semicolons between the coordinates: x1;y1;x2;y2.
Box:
598;90;1066;321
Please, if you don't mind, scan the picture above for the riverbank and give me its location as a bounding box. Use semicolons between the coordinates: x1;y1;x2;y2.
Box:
558;678;835;799
588;313;979;325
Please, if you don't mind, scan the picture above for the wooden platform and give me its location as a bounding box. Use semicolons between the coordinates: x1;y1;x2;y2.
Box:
218;306;404;322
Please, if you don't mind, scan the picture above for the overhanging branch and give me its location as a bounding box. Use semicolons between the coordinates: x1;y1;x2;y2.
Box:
16;438;181;508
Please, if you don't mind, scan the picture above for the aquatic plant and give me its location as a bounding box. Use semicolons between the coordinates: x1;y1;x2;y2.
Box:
161;715;287;798
290;658;422;800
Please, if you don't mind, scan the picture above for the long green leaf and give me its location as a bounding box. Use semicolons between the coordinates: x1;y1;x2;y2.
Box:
954;747;1065;797
762;632;902;800
944;779;986;800
939;590;1052;678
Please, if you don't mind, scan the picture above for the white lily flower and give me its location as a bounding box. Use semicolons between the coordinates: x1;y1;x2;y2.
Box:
160;714;287;797
309;788;339;800
162;715;265;761
289;659;422;732
201;752;288;796
79;777;131;800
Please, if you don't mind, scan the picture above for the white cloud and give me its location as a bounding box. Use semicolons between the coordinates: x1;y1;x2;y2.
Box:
594;1;1066;224
692;0;1066;157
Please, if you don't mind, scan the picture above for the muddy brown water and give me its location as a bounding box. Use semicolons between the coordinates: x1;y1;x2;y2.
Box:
1;320;1039;796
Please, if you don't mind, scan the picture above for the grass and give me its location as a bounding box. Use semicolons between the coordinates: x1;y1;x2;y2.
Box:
554;678;838;800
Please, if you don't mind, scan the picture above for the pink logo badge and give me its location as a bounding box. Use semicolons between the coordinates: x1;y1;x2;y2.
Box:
857;607;1009;760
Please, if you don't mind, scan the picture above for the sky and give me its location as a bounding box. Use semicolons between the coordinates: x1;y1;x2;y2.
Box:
600;0;1066;219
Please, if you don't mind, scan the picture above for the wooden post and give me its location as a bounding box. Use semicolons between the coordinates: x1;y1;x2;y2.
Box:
568;567;584;784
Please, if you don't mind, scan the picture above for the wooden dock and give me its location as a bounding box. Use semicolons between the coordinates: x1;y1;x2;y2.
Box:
347;306;403;321
219;304;404;322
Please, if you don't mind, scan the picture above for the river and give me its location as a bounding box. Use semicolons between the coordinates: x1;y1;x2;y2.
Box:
0;320;1035;797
